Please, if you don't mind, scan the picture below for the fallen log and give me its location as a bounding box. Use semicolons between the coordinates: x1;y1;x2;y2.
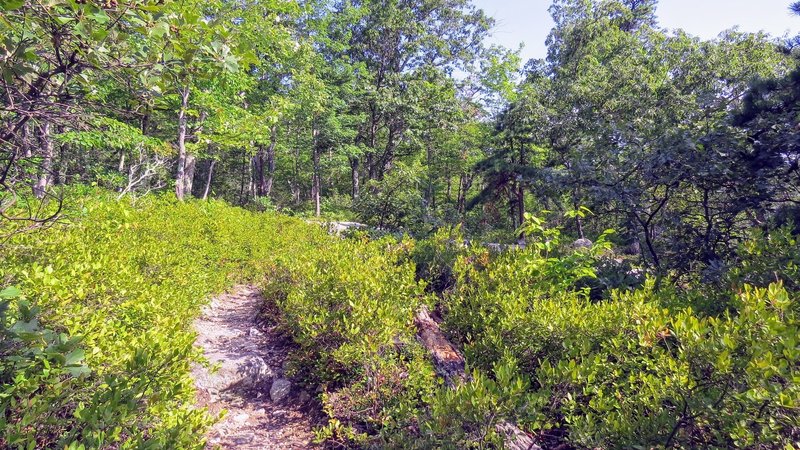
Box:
413;305;542;450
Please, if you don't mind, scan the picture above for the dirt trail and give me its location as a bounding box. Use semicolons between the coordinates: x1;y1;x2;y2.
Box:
193;286;318;449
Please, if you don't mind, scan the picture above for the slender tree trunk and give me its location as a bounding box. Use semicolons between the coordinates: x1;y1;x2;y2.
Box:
239;150;247;204
446;174;452;203
19;124;34;187
517;183;525;230
21;123;32;159
175;86;190;200
366;152;376;180
425;138;434;211
253;129;278;198
247;155;254;200
311;126;321;217
291;144;301;205
184;153;196;197
265;127;277;196
457;173;469;216
57;137;67;185
379;133;398;180
254;147;266;196
33;122;54;198
118;152;126;173
141;110;150;135
366;113;378;182
202;160;216;200
350;157;360;200
509;184;517;229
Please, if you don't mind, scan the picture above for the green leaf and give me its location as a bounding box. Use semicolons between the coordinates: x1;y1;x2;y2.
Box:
54;15;74;25
0;0;25;11
90;11;109;25
9;319;39;339
150;21;170;38
0;286;21;299
65;349;85;366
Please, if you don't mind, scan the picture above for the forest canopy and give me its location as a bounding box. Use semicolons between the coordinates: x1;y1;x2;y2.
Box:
2;0;798;271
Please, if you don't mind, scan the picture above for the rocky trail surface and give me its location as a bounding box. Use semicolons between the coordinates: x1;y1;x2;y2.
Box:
193;286;318;449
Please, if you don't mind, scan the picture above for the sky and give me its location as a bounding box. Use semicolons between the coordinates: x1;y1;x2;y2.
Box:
472;0;800;63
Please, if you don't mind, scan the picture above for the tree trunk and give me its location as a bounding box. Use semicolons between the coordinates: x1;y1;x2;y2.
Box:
413;306;541;450
33;122;54;199
517;183;525;231
183;153;196;197
239;150;248;204
254;129;278;198
265;127;277;196
56;137;68;185
517;141;526;233
202;160;216;200
457;173;471;216
366;152;376;181
175;86;190;201
509;184;518;229
311;126;321;217
425;139;434;211
247;155;254;200
254;146;266;197
350;157;360;200
414;306;468;386
446;173;452;203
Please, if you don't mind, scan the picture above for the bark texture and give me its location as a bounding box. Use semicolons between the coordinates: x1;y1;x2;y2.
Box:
413;305;542;450
175;86;191;200
33;122;54;198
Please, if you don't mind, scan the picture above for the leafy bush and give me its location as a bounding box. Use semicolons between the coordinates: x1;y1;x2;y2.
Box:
3;191;798;449
0;286;92;448
0;190;317;448
353;163;423;230
729;226;799;292
436;217;800;448
411;358;538;449
1;190;445;448
411;226;467;294
261;236;440;446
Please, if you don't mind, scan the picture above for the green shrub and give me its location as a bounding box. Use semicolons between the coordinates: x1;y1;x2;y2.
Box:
412;357;538;449
411;226;466;294
729;226;799;292
3;191;798;449
437;217;800;448
261;236;440;446
0;190;316;448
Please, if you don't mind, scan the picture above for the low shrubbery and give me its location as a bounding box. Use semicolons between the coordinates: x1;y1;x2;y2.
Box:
2;193;798;448
0;191;438;449
431;218;800;448
260;236;438;446
0;191;322;448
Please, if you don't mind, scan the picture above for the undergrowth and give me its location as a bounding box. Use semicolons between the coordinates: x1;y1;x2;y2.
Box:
1;192;798;449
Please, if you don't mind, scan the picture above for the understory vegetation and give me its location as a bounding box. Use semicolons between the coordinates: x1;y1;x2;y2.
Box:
1;192;798;448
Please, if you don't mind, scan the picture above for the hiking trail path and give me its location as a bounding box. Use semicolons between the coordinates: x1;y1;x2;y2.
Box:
193;285;318;449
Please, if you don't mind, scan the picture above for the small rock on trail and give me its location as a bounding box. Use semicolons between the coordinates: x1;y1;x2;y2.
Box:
270;378;292;404
193;286;318;449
